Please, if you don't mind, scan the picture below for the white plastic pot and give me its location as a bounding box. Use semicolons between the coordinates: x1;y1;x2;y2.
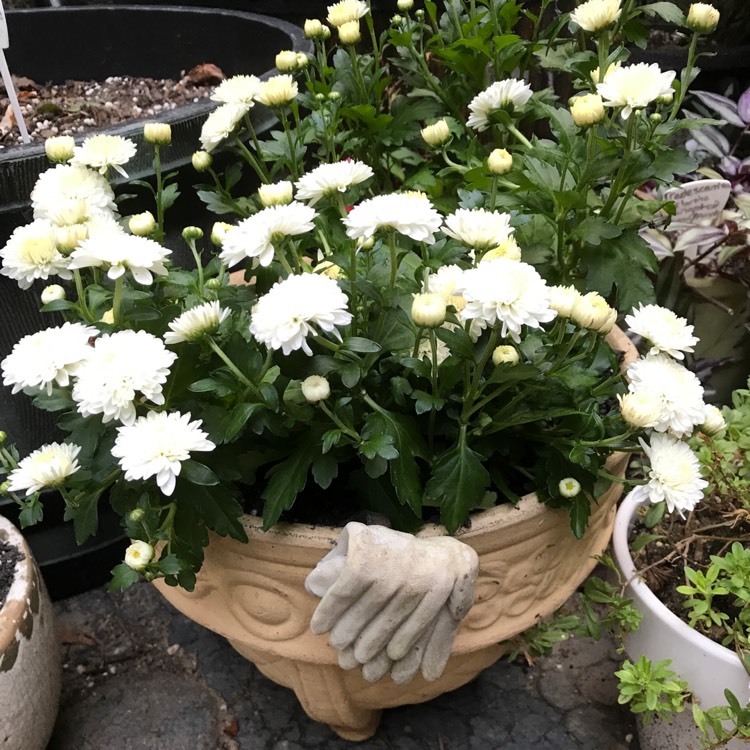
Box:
613;492;750;708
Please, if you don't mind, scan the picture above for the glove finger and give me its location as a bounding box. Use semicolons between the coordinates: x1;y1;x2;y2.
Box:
447;547;479;620
361;649;392;683
352;585;423;664
421;606;460;682
309;566;372;635
386;575;454;661
338;646;360;670
304;553;347;598
390;624;434;685
328;582;393;651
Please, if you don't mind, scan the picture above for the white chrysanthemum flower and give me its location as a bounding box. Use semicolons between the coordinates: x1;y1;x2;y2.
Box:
71;134;137;178
249;273;352;355
7;442;81;497
258;181;294;207
454;258;557;343
480;237;522;263
220;202;317;268
590;62;621;85
570;291;617;334
68;232;171;285
255;75;298;107
124;541;153;571
343;193;443;243
626;353;706;438
211;74;262;105
327;0;368;27
418;335;451;365
31;164;116;221
630;434;707;516
295;160;374;205
164;301;230;344
570;0;621;32
624;304;698;360
425;264;466;310
442;208;514;251
547;285;582;318
617;391;663;429
597;63;676;120
0;220;73;289
112;411;216;496
72;330;177;425
466;79;533;132
2;322;97;395
199;104;248;153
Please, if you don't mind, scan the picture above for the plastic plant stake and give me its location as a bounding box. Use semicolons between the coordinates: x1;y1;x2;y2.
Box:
0;0;30;144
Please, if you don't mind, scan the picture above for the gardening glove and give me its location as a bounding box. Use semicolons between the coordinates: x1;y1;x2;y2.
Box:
305;521;478;684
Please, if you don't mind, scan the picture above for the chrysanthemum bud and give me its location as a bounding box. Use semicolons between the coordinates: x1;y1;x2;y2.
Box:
296;52;309;69
304;18;325;38
192;150;213;172
686;3;719;34
421;119;451;147
649;113;663;124
411;293;447;328
487;148;513;175
617;391;662;429
275;50;299;72
143;122;172;145
548;285;582;318
124;541;154;571
482;237;522;262
391;13;403;24
570;94;605;127
397;0;413;9
571;292;617;334
258;181;294;207
55;224;88;254
322;24;332;39
211;221;233;246
205;277;222;290
657;91;674;105
328;91;341;101
182;226;204;242
0;431;6;446
0;481;9;495
415;8;424;19
128;508;146;523
44;135;75;163
100;309;115;325
701;404;726;436
128;211;157;237
559;477;581;498
301;375;331;403
358;236;375;251
492;345;519;366
315;261;344;280
41;284;66;305
339;19;361;44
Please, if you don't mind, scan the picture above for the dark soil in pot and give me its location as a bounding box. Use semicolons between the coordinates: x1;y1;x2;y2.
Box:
0;539;23;610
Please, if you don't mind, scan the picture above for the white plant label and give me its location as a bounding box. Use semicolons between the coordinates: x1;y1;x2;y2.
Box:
0;0;7;49
665;179;732;225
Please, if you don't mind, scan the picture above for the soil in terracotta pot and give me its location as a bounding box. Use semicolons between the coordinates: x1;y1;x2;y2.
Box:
0;539;23;610
0;65;223;148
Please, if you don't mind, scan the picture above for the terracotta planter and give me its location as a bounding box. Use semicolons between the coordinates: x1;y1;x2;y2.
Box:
155;327;637;741
612;493;750;750
0;516;61;750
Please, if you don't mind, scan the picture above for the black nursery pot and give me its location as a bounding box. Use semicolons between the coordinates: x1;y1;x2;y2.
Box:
0;5;307;599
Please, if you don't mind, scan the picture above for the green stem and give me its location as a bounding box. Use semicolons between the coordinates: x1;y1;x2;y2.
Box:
388;231;399;289
319;401;361;443
411;326;426;358
73;270;93;322
489;176;498;211
112;275;124;325
159;502;177;534
279;109;300;179
187;238;204;294
428;328;440;454
207;336;264;400
312;335;340;353
462;328;499;424
243;113;270;180
232;134;268;183
670;32;699;122
153;144;165;243
507;124;532;149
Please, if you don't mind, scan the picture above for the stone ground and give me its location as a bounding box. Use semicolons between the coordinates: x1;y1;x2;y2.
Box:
46;583;640;750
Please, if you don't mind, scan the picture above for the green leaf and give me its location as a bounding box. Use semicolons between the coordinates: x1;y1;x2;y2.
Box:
176;482;246;541
572;216;623;246
639;2;685;25
312;452;338;489
570;494;591;539
65;492;100;545
224;403;262;442
181;460;219;487
261;442;316;529
343;336;382;353
41;299;77;313
426;437;490;533
157;554;182;575
108;563;140;591
631;533;664;552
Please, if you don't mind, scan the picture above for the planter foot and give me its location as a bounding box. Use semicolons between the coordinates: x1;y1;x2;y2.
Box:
229;640;382;741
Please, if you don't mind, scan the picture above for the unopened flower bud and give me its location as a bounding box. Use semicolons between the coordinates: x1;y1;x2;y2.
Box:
701;404;726;436
322;24;332;39
686;3;719;34
44;135;75;163
258;180;294;207
411;293;447;328
339;20;361;45
421;119;451;147
0;431;7;446
296;52;309;69
143;122;172;145
559;477;581;498
548;285;582;318
657;90;674;105
571;291;617;334
182;226;204;242
205;277;222;290
391;13;403;24
128;211;156;237
492;345;519;366
55;224;88;254
0;481;9;495
315;261;344;280
275;50;299;72
100;309;115;325
211;221;233;246
192;150;213;172
301;375;331;403
487;148;513;175
328;90;341;101
617;392;662;429
41;284;66;305
124;541;154;571
304;18;325;38
649;113;663;124
358;236;375;251
570;94;605;127
397;0;413;9
128;508;146;523
415;8;425;19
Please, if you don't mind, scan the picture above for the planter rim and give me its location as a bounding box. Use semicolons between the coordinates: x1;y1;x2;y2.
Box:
0;516;31;654
612;491;744;672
